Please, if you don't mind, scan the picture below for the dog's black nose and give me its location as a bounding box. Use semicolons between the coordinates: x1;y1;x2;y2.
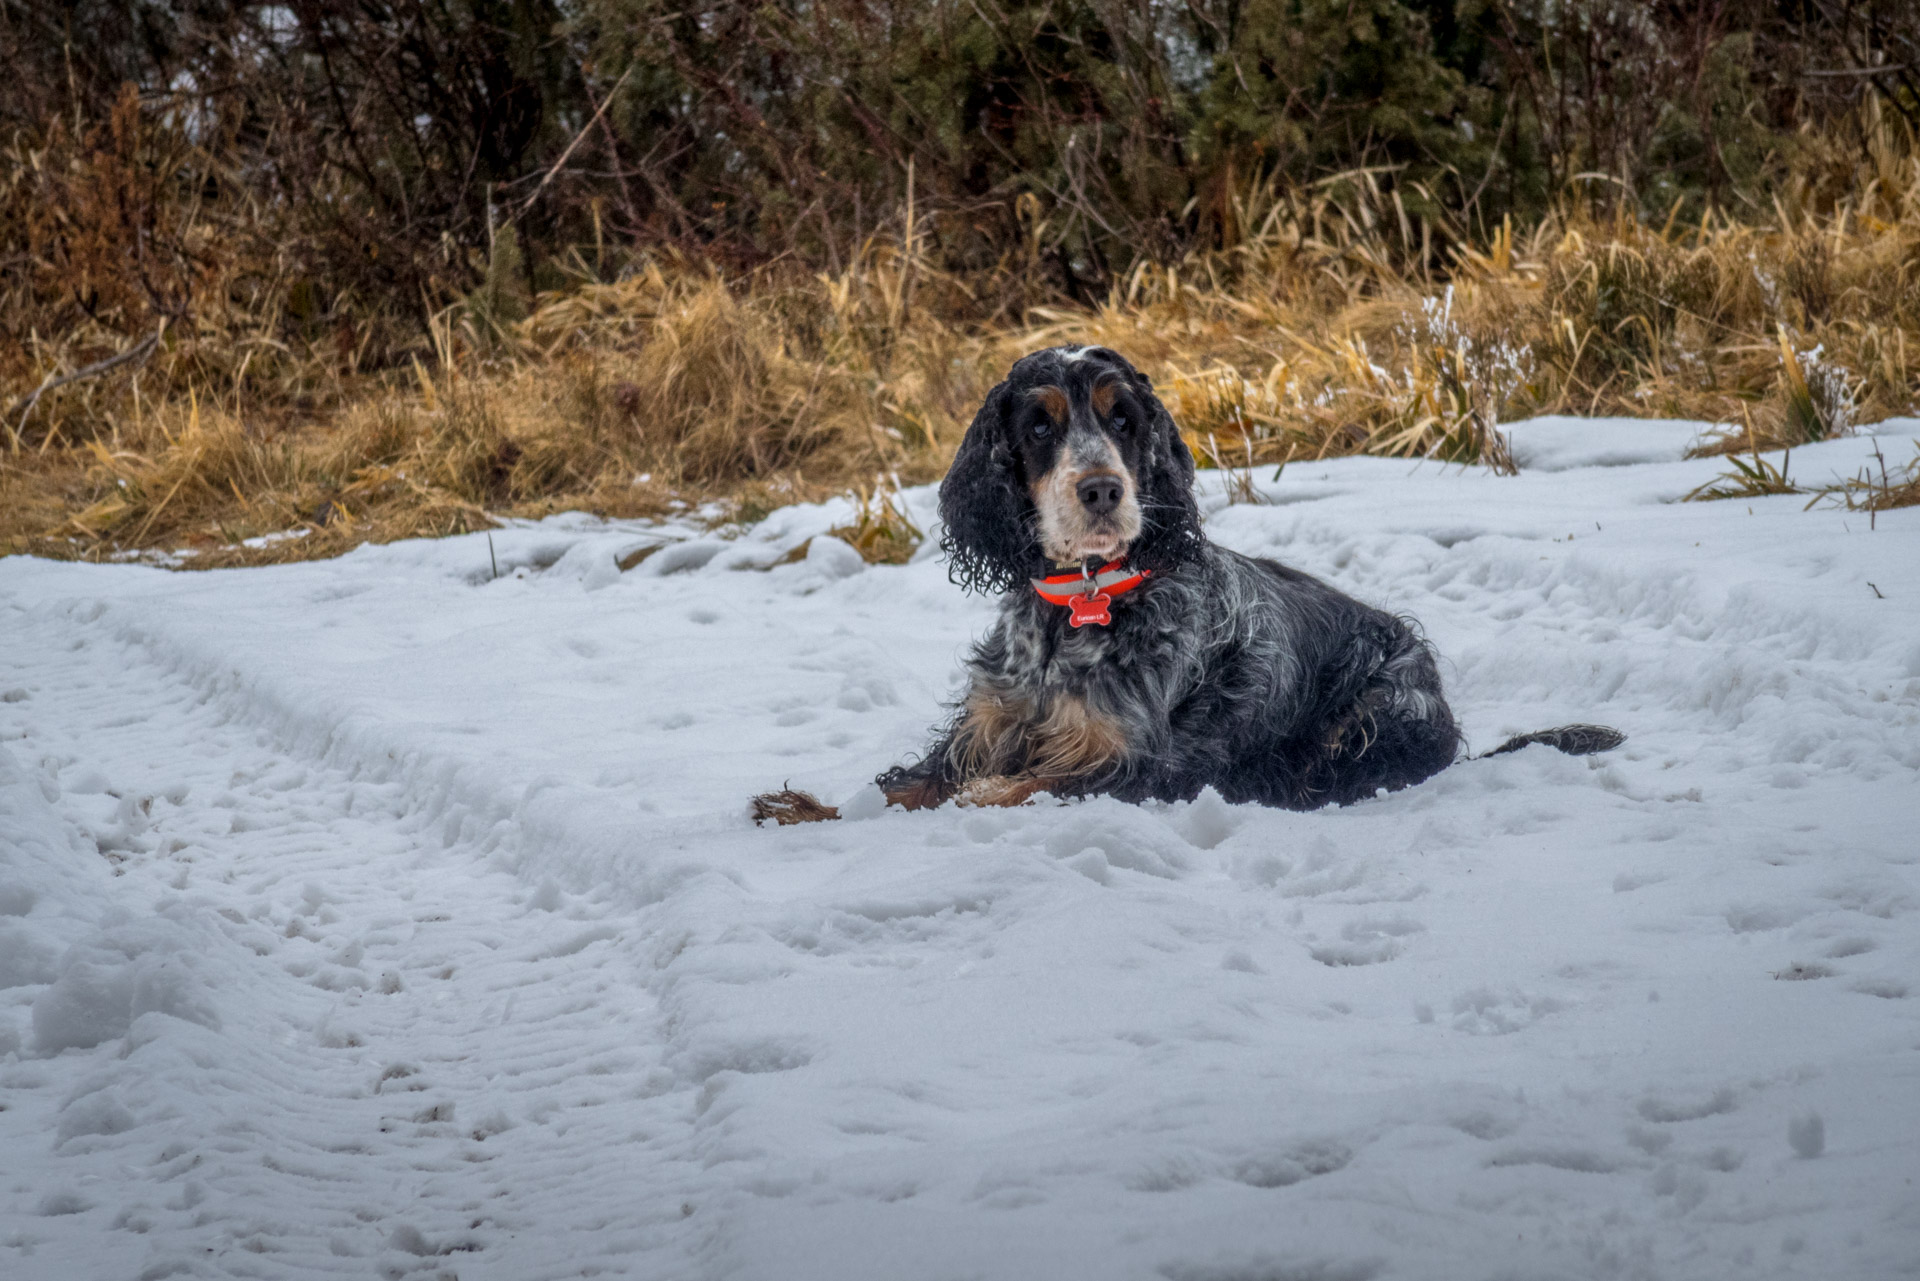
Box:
1077;475;1123;514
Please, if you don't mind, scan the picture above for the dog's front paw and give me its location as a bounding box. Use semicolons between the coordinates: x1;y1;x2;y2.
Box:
956;775;1059;808
751;789;841;825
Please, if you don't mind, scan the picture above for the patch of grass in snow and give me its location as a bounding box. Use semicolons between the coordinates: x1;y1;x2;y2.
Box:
1685;417;1808;503
1817;440;1920;522
1688;416;1920;520
822;483;924;565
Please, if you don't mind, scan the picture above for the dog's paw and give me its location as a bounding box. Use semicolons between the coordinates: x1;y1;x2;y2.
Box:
1484;724;1626;758
750;789;841;825
956;775;1059;808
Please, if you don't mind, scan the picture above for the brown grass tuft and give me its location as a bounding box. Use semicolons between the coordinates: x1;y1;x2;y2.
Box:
824;485;924;565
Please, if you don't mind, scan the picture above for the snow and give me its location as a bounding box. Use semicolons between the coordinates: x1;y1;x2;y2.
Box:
2;422;1918;1280
1504;415;1714;470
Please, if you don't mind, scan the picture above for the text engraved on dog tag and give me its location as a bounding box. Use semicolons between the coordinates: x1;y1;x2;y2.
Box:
1069;591;1112;627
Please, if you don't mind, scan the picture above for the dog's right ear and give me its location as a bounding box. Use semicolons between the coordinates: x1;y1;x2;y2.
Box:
1125;381;1206;578
938;381;1038;595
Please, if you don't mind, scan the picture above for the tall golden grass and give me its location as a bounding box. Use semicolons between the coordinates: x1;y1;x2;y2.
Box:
5;103;1918;567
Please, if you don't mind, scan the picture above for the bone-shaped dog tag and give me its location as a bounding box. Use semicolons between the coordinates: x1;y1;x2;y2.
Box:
1069;591;1112;628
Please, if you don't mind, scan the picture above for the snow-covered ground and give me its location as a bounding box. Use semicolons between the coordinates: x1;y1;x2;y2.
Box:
3;418;1918;1281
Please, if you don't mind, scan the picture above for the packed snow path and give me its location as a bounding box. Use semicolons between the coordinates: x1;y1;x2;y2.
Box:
3;418;1918;1281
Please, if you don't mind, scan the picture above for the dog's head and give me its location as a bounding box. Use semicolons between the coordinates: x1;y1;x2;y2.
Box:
939;346;1204;595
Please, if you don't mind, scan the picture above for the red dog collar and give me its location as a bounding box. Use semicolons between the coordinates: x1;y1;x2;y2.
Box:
1031;559;1150;628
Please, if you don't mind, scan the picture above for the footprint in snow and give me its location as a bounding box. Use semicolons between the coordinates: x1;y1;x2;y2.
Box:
1158;1254;1383;1281
1309;915;1425;967
1636;1086;1736;1123
1486;1146;1623;1174
1227;1139;1353;1188
1772;961;1835;980
1449;986;1562;1035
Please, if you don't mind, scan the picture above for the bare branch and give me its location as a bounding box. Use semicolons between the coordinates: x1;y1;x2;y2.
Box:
7;331;161;453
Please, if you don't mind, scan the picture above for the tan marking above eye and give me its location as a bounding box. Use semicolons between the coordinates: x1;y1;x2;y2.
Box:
1090;377;1121;417
1031;385;1069;423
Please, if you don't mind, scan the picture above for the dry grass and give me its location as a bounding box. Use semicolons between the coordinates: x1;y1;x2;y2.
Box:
823;485;925;566
6;105;1920;567
1814;439;1920;528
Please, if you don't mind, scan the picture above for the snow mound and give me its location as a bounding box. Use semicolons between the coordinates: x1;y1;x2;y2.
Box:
1504;414;1715;470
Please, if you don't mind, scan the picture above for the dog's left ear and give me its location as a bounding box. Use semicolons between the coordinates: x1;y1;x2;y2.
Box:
939;380;1040;595
1127;386;1205;576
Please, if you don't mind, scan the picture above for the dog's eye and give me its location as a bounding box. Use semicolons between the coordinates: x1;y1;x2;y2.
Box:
1110;413;1128;431
1031;416;1052;438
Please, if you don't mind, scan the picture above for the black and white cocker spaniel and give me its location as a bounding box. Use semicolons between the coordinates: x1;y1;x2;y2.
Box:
755;345;1618;823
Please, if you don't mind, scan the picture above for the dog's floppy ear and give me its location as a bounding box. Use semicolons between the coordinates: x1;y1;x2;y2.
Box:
1126;386;1206;576
1084;350;1201;574
939;380;1039;595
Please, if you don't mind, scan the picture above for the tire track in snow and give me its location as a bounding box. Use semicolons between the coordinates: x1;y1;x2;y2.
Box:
1;603;719;1280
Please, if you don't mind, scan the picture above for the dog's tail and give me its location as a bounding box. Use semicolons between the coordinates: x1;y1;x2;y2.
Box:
1480;724;1625;758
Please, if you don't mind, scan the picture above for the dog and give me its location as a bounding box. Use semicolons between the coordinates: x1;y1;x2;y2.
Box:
753;345;1619;823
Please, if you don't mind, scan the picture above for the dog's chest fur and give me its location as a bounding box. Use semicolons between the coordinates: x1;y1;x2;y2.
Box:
952;580;1187;779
